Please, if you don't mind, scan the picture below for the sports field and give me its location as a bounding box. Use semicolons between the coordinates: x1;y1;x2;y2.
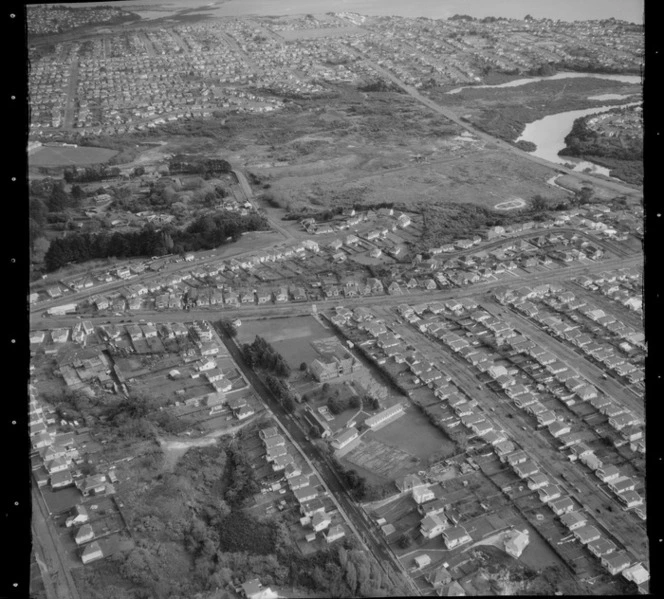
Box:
236;315;332;368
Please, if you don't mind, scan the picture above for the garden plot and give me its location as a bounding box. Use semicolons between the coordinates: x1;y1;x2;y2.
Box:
342;437;417;481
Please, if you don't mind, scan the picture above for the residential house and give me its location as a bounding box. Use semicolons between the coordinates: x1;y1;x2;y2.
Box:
81;541;104;564
441;526;472;550
420;513;450;539
573;525;601;545
559;511;587;531
601;551;632;575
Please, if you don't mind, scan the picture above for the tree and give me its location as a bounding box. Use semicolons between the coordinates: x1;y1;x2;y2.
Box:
300;362;308;371
396;533;411;549
531;195;548;212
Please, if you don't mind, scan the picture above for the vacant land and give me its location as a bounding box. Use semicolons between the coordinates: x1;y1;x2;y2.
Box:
29;145;118;167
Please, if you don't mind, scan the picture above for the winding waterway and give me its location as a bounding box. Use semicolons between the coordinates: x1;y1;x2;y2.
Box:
446;72;642;94
516;102;640;178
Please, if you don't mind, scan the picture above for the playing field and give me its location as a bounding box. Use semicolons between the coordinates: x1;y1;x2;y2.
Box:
29;145;118;167
236;315;333;368
370;406;457;460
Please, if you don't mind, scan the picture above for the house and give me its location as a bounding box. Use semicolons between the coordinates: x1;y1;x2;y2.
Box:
504;529;529;558
77;474;107;496
413;485;435;505
537;484;562;503
325;524;345;543
527;473;550;491
50;470;74;489
331;427;359;450
74;523;95;545
622;563;649;586
419;498;448;517
81;541;104;564
548;422;571;438
65;505;89;528
559;511;587;531
596;465;621;483
420;513;450;539
588;537;617;558
426;566;452;589
241;579;279;599
293;486;318;504
513;460;538;479
607;477;636;494
311;511;331;532
573;525;601;545
616;490;643;508
548;496;575;516
300;497;326;517
272;454;294;471
397;474;425;493
601;551;632;575
442;526;472;549
414;554;431;570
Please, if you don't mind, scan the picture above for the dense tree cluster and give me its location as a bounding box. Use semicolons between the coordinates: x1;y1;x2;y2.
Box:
169;154;232;176
326;393;361;415
242;336;291;378
43;210;268;272
223;446;260;508
331;460;382;502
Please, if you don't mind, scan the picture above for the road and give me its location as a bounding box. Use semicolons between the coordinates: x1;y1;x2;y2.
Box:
62;59;79;129
31;483;82;599
31;254;642;330
482;300;644;420
382;309;648;565
354;52;642;200
215;327;420;595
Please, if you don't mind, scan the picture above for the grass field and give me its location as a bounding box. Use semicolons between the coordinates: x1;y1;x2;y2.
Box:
369;406;457;461
236;315;332;368
29;145;118;167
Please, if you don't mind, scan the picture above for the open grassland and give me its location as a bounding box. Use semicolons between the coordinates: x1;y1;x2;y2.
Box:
29;145;118;167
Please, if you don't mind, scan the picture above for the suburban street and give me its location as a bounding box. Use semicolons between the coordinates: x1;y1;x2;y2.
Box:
381;310;648;566
31;254;642;330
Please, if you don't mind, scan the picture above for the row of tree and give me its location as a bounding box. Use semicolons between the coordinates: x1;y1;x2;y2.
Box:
264;374;296;413
64;164;122;183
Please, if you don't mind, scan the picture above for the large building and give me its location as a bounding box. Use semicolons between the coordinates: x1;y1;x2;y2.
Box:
310;337;363;382
365;403;405;430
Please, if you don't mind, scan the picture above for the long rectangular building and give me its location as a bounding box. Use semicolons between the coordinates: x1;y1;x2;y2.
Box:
365;403;405;430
